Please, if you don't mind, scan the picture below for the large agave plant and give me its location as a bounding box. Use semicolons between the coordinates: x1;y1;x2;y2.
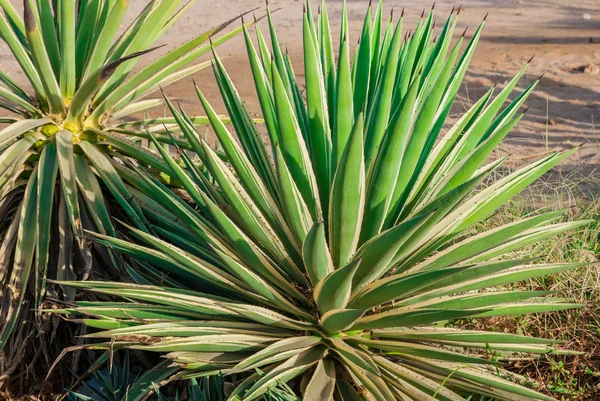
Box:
58;1;588;400
0;0;248;391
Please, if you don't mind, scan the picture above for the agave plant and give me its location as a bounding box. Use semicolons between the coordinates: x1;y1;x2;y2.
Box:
58;1;588;400
68;351;178;401
0;0;251;392
68;351;300;401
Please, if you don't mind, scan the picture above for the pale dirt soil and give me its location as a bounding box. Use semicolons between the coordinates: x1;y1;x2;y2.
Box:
2;0;599;181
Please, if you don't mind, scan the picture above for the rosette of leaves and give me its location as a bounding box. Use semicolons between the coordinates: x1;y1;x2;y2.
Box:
67;351;299;401
0;0;249;393
57;1;588;400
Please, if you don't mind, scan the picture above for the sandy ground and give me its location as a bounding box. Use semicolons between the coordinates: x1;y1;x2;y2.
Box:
2;0;600;183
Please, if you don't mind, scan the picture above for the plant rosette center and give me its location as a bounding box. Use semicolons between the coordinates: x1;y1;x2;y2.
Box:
38;120;103;144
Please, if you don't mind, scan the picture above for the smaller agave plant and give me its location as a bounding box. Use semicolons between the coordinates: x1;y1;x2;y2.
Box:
68;352;178;401
0;0;249;391
58;1;588;400
67;351;300;401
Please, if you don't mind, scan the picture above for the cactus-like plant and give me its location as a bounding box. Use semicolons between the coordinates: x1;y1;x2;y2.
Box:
59;1;587;400
0;0;246;393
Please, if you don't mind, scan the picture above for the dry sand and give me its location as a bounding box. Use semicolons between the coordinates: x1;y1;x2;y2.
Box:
2;0;599;185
